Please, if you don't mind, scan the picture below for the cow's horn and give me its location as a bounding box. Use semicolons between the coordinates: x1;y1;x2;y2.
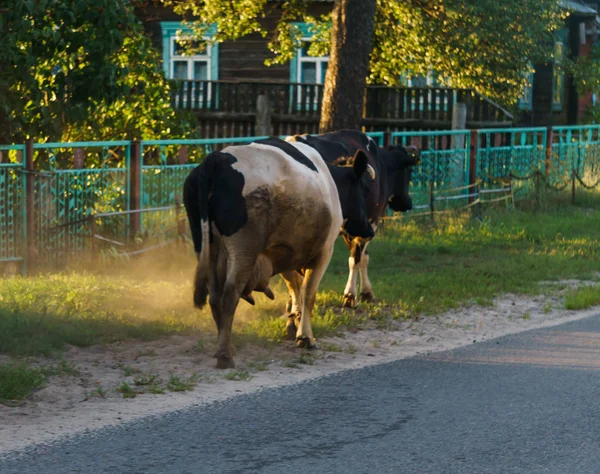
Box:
366;165;376;180
406;145;418;154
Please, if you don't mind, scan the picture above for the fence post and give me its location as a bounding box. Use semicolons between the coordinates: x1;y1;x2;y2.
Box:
572;168;576;205
256;93;272;136
468;129;478;203
129;140;142;237
25;139;35;275
545;126;553;177
383;131;392;148
429;181;435;222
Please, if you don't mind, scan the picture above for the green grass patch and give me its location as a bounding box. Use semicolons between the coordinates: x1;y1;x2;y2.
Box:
116;382;137;399
0;363;46;404
167;374;198;391
565;286;600;310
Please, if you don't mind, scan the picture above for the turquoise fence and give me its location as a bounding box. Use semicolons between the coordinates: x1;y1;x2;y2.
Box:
0;145;26;271
4;127;600;272
476;128;547;197
552;126;600;190
391;130;471;209
31;141;130;268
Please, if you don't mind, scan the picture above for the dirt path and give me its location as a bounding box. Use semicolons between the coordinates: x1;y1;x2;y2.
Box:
1;288;599;455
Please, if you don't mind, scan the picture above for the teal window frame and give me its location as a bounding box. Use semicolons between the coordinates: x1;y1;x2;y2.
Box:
289;22;329;85
160;22;218;81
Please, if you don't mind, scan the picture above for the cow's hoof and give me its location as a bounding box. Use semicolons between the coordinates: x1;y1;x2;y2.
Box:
296;337;317;350
343;293;357;308
285;312;301;341
216;357;235;369
359;291;375;303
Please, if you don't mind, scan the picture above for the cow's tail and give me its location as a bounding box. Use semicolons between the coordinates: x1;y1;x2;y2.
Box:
183;159;215;309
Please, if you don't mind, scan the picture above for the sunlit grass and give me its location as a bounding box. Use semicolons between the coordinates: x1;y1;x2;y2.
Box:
2;192;600;361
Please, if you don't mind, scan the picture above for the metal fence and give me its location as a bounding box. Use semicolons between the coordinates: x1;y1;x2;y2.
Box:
2;127;600;274
391;130;471;210
0;145;26;273
31;141;130;268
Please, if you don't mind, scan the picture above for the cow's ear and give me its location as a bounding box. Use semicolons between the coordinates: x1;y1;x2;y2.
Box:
404;145;421;165
352;150;368;179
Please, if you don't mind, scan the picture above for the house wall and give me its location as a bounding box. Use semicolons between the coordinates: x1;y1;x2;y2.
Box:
135;3;333;82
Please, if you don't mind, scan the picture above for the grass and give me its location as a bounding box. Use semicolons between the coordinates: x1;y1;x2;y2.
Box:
3;192;600;402
223;369;252;381
167;374;198;391
0;364;46;404
565;286;600;310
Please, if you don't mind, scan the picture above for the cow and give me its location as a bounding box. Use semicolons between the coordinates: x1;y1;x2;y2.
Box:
183;137;376;368
286;130;420;308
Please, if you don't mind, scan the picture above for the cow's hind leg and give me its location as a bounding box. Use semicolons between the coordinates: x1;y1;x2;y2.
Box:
296;247;334;349
215;257;256;369
281;271;303;341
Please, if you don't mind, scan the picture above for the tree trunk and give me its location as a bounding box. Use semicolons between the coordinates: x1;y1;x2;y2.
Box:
319;0;377;133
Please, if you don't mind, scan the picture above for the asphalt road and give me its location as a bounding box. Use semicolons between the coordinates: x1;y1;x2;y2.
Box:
2;314;600;474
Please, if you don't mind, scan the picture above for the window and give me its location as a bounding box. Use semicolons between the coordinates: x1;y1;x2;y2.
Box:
289;23;329;85
289;23;329;110
296;42;329;84
160;22;219;105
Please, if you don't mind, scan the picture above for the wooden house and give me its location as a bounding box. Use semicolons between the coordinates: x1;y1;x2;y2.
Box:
519;0;599;126
134;1;600;135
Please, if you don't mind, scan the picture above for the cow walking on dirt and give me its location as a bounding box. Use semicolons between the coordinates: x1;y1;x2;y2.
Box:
183;137;375;368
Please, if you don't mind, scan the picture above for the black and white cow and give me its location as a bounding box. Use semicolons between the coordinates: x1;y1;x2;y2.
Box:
287;130;420;307
183;137;375;368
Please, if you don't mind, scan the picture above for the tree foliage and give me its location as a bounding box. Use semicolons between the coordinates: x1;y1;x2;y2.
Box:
167;0;565;106
0;0;194;143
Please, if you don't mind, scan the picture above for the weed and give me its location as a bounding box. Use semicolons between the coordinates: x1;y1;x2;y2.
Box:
147;385;165;395
0;363;46;403
85;385;106;399
133;373;160;386
247;360;270;371
167;374;198;392
223;369;252;381
117;364;141;377
345;345;357;354
116;382;137;399
40;359;80;377
522;311;532;320
565;286;600;310
543;302;553;314
320;342;342;353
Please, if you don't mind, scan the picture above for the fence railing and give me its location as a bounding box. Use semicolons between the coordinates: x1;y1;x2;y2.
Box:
2;125;600;274
172;80;514;136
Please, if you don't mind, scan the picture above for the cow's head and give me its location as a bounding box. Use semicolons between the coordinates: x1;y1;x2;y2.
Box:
385;144;421;212
332;150;376;241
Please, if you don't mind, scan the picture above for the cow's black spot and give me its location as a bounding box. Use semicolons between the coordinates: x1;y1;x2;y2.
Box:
207;152;248;237
254;137;318;172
